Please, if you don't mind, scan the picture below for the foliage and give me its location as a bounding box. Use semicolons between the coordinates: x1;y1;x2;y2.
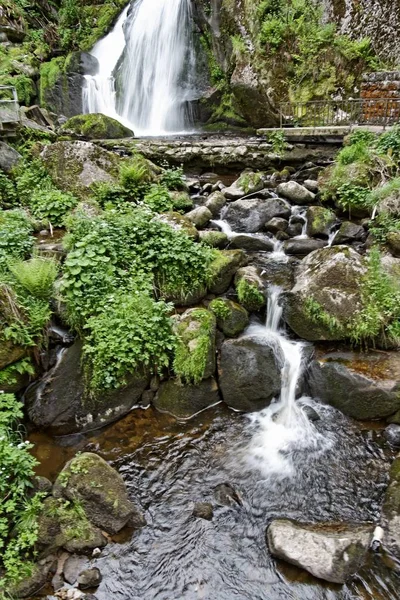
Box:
160;165;185;190
236;279;264;311
376;125;400;160
267;130;287;156
0;209;34;268
335;183;372;213
143;184;173;213
346;129;377;147
0;394;41;590
237;171;263;193
173;309;215;384
337;141;371;166
304;297;344;336
209;298;231;320
84;291;175;390
0;173;17;210
9;257;58;300
0;358;35;388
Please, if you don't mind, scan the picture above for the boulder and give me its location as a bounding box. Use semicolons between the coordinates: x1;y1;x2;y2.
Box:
193;502;213;520
267;519;373;584
224;197;291;233
387;231;400;257
307;348;400;420
382;455;400;558
153;377;220;418
198;231;228;248
229;233;274;251
40;141;121;198
205;191;226;216
283;239;325;256
384;425;400;447
59;113;134;140
277;181;316;204
170;190;193;212
63;555;90;585
219;334;282;411
209;298;249;337
174;308;216;381
303;179;319;193
53;452;144;534
333;221;365;245
223;171;264;200
234;266;265;312
77;568;102;590
25;340;150;435
185;206;212;228
0;141;21;172
283;246;366;341
264;217;288;234
249;254;297;290
10;557;54;598
208;250;248;294
0;341;27;371
306;206;337;237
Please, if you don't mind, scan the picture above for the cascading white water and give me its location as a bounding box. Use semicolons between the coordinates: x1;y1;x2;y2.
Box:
210;219;237;239
245;287;333;477
83;0;196;136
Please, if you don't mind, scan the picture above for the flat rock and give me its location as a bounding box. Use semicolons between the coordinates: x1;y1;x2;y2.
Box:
277;181;316;204
224;197;291;233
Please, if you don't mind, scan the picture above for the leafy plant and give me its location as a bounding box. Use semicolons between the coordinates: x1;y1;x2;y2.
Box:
143;184;173;212
304;297;344;336
335;183;372;213
9;257;58;300
0;209;34;269
0;173;17;209
376;125;400;160
209;298;231;320
267;130;287;156
160;165;185;190
236;279;265;311
29;188;78;227
173;308;215;384
0;358;35;388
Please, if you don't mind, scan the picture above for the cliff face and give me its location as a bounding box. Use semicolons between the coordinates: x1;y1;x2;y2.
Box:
323;0;400;64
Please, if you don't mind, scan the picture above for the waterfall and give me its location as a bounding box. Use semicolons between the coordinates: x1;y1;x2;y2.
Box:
245;288;332;477
83;0;196;136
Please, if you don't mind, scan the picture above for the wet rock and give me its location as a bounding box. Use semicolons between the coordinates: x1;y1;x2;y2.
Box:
302;405;320;422
224;197;291;233
10;555;54;598
387;231;400;257
307;349;400;419
185;206;213;228
153;377;220;418
208;250;248;294
170;191;193;212
333;221;365;245
303;179;319;193
59;113;133;139
219;334;282;411
283;238;325;256
277;181;316;205
198;230;228;248
223;171;264;200
205;191;226;216
384;424;400;447
229;233;274;251
267;519;373;583
63;555;89;585
25;340;150;435
214;483;242;507
0;341;27;370
264;217;288;234
209;298;249;337
283;246;366;341
306;206;336;237
0;141;21;172
32;476;53;495
248;254;297;290
41;141;121;198
77;568;102;590
193;502;213;520
381;456;400;559
53;453;143;534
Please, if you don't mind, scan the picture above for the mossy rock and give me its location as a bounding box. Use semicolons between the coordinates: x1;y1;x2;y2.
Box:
53;452;145;534
153;377;220;418
59;113;134;140
234;266;265;312
0;341;27;370
306;206;337;238
209;298;249;337
157;212;198;240
208;249;248;294
173;308;216;383
387;231;400;258
170;191;193;212
199;230;228;248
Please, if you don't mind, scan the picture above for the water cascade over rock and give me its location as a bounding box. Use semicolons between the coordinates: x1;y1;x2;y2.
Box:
83;0;197;135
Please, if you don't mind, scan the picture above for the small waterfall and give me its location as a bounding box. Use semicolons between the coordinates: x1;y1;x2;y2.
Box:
291;206;308;239
83;0;196;136
210;219;237;239
245;287;332;477
326;227;338;247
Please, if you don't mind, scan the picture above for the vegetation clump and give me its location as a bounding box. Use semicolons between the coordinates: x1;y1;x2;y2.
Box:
173;309;216;384
236;278;265;312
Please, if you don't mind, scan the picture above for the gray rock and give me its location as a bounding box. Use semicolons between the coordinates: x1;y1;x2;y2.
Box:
306;206;337;237
307;349;400;419
0;141;21;172
10;556;54;598
283;238;325;256
277;181;316;204
25;340;150;435
53;453;144;535
265;217;288;234
248;254;297;290
333;221;365;245
205;191;226;216
77;568;102;590
303;179;319;193
219;334;282;411
193;502;213;520
208;250;248;294
230;233;274;251
223;171;264;200
185;206;212;228
59;113;134;140
153;378;220;418
198;230;228;248
267;519;373;583
209;298;249;337
214;483;242;507
283;246;366;341
224;197;291;233
384;424;400;446
63;555;89;585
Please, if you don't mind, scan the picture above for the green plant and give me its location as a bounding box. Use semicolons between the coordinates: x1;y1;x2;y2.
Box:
236;279;265;311
160;165;185;190
173;308;215;384
304;297;344;336
337;141;371;166
0;173;17;209
346;129;377;147
0;209;34;268
267;130;287;156
9;257;58;300
0;394;42;590
335;183;372;213
209;298;231;320
0;358;35;387
29;188;78;226
143;184;173;212
376;125;400;160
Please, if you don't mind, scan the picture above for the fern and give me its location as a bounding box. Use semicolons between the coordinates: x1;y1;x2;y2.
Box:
9;257;58;300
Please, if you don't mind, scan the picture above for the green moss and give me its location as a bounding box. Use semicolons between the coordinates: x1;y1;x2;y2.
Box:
200;231;228;248
236;278;265;312
173;308;216;384
60;113;133;139
39;57;65;106
209;298;231;320
0;73;36;106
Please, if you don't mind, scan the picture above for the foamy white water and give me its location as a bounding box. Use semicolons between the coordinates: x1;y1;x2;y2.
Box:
84;0;196;136
210;219;237;239
244;287;333;478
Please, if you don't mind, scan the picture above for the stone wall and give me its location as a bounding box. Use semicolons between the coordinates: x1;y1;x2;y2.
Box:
360;71;400;125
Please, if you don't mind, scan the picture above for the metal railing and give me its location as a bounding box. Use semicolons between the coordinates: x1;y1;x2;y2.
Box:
0;86;20;125
279;98;400;129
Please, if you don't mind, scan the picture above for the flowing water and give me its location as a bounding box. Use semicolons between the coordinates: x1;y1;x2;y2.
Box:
83;0;196;135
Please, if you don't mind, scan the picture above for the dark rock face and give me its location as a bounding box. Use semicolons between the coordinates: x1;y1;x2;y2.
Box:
208;250;248;295
248;254;298;290
224;197;291;233
153;377;220;418
333;221;366;245
210;298;249;337
219;334;282;411
267;519;373;583
306;206;337;237
230;233;274;251
307;349;400;420
214;483;242;507
25;341;150;435
53;452;144;534
0;141;21;172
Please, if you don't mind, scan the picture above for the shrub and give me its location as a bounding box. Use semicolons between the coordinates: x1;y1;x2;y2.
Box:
160;165;185;190
376;125;400;160
209;298;231;320
9;257;58;300
335;183;372;213
0;209;34;268
29;188;78;226
0;173;17;209
143;184;173;212
267;130;287;156
337;141;371;166
0;394;42;590
346;129;377;147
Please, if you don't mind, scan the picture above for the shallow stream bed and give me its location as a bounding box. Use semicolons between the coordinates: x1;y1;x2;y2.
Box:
30;403;400;600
